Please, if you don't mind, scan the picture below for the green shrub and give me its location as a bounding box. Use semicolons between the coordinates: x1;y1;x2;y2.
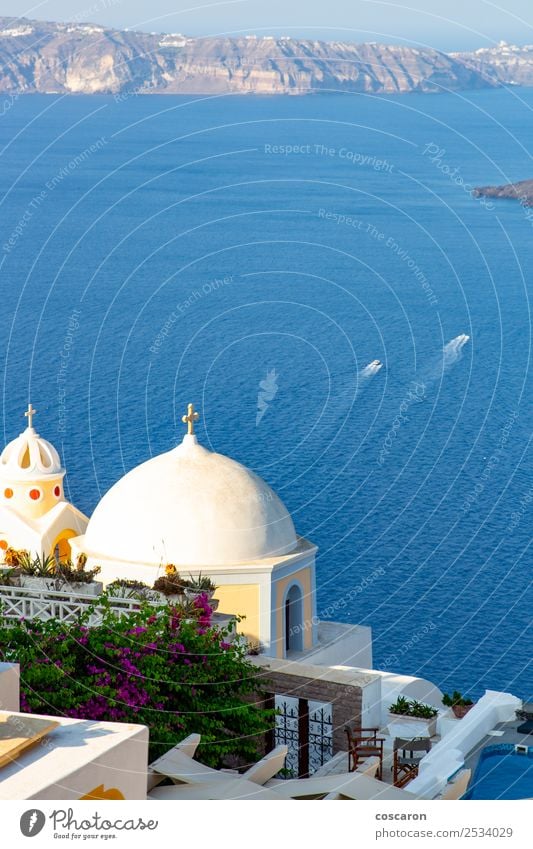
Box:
389;696;438;718
442;690;474;708
185;573;216;592
0;596;272;767
107;579;151;598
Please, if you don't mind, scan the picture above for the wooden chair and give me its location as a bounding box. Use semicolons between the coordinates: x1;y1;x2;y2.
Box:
392;737;431;788
344;726;385;779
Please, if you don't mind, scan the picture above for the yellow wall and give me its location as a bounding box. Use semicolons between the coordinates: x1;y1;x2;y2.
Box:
215;583;261;647
274;566;313;658
2;475;64;520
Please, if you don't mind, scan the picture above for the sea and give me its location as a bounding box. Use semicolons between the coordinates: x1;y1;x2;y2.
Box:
0;88;531;699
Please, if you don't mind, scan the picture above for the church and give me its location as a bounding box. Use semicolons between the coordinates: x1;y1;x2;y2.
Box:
0;402;371;664
3;402;517;803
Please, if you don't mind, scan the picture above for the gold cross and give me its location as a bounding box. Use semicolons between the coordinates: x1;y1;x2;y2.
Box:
24;403;37;428
182;402;199;436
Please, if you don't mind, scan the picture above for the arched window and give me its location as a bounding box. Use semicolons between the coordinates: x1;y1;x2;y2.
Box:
284;583;304;654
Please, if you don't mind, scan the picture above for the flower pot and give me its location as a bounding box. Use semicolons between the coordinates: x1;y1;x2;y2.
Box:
59;580;103;597
141;589;166;603
19;576;60;592
388;712;438;739
164;593;185;604
108;585;158;601
21;577;103;596
452;704;474;719
185;588;215;601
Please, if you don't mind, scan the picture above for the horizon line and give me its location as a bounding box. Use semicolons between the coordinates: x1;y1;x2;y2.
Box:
0;14;530;54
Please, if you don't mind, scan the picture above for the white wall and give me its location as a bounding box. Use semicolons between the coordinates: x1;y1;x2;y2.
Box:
303;622;373;669
361;677;382;728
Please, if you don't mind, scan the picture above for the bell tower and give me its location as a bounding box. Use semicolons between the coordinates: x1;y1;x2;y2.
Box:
0;404;88;560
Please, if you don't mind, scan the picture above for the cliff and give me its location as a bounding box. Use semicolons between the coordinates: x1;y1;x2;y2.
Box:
451;41;533;87
0;17;500;96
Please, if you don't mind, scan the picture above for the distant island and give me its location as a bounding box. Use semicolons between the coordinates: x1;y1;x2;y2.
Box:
2;17;533;96
473;179;533;206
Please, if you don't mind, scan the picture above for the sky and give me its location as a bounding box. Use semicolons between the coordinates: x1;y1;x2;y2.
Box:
3;0;533;51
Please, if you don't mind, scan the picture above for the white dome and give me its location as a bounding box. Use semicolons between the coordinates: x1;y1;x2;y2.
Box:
84;434;297;566
0;426;63;481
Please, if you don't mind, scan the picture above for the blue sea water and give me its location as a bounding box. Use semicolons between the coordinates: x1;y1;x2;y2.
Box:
0;89;531;699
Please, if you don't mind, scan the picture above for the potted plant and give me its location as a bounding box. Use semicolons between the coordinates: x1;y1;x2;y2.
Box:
183;573;217;601
17;552;59;591
53;557;103;596
153;565;186;602
0;573;17;588
0;547;25;585
16;552;102;596
388;696;439;737
107;578;162;603
1;547;29;585
442;691;475;719
389;695;411;716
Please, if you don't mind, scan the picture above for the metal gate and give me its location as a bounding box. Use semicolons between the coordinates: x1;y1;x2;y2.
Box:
272;695;333;778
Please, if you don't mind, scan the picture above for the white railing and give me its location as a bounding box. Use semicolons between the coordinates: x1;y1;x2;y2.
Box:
0;585;151;626
0;585;236;632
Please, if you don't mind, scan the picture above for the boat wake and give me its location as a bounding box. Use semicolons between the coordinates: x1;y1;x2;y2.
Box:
356;360;383;396
442;334;470;370
415;334;470;387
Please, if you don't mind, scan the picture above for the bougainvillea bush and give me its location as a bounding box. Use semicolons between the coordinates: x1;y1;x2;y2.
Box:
0;595;273;767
